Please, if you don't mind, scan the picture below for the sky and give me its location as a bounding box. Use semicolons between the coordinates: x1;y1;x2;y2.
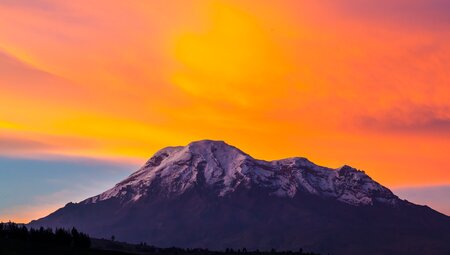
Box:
0;0;449;222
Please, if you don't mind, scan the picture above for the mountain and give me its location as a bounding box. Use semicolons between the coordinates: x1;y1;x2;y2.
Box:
29;140;450;255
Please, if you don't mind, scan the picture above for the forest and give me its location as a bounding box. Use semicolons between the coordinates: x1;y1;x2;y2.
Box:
0;222;320;255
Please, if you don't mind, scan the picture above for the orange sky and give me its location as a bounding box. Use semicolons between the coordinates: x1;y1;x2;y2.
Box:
1;0;449;190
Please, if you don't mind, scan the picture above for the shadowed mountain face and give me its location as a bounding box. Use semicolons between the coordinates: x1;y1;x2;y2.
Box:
29;140;450;255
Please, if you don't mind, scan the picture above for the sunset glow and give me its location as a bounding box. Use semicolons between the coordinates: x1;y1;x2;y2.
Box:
1;0;449;221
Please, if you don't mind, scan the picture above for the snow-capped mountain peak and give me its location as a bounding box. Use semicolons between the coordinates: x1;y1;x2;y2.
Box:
84;140;398;206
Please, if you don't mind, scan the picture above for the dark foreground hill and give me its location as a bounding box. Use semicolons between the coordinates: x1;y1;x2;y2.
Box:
29;140;450;255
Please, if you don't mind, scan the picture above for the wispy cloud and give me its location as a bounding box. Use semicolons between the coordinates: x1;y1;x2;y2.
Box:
328;0;450;29
357;103;450;135
0;136;53;152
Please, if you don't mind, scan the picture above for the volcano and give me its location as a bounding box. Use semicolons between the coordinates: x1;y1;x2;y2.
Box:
29;140;450;255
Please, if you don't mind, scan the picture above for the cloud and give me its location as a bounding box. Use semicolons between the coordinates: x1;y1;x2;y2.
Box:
357;103;450;134
0;0;57;11
0;132;107;159
0;50;94;105
0;136;53;151
328;0;450;29
0;0;92;27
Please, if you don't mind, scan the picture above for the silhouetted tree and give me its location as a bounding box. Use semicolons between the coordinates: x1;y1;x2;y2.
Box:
54;228;71;246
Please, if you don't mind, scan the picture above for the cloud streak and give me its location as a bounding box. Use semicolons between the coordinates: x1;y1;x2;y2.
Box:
358;103;450;134
327;0;450;29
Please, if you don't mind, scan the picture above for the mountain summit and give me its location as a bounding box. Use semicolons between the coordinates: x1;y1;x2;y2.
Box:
84;140;397;206
30;140;450;255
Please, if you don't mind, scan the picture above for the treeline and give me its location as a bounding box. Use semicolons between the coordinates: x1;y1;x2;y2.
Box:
0;222;91;253
1;222;320;255
96;240;320;255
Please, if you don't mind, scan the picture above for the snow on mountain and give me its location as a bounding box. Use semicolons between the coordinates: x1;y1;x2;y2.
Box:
83;140;398;206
